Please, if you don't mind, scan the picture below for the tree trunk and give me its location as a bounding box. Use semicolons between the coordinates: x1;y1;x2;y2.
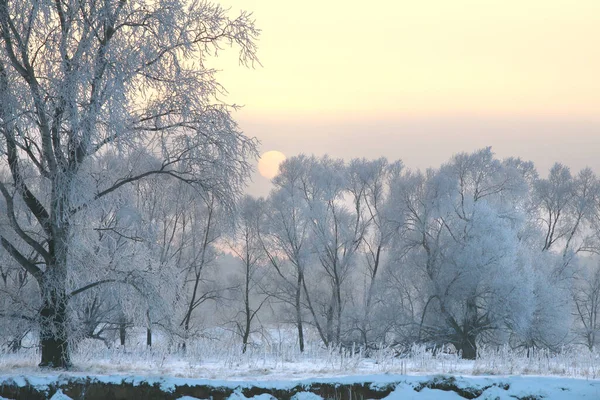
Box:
38;252;70;369
335;276;342;345
38;283;70;368
242;326;250;353
296;274;304;352
460;335;477;360
242;259;251;354
36;175;74;369
119;322;126;347
181;271;202;353
362;244;382;352
325;292;335;345
459;297;478;360
302;275;328;346
145;307;152;347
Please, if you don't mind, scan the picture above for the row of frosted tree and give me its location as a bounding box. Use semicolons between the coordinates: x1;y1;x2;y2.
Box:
230;149;600;359
2;147;600;362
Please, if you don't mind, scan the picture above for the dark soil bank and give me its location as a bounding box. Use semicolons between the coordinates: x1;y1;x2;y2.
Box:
0;376;520;400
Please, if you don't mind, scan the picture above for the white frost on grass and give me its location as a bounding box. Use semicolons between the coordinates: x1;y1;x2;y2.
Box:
2;344;599;381
2;331;600;380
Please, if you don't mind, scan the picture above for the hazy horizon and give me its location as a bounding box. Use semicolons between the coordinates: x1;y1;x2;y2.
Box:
241;112;600;196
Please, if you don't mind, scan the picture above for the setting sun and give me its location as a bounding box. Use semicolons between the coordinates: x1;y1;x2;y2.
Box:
257;150;286;179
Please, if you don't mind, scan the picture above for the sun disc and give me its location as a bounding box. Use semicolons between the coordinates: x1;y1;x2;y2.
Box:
258;150;286;180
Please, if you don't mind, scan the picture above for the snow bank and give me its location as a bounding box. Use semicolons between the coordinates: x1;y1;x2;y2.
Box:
49;389;73;400
0;374;598;399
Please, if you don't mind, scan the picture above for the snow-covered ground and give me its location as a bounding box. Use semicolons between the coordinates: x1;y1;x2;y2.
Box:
2;335;600;398
2;339;599;380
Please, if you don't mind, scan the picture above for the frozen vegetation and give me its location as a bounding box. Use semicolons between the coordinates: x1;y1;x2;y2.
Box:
2;333;600;398
1;332;600;380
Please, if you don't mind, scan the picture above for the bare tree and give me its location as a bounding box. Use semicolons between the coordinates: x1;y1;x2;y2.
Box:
346;158;401;350
227;196;269;353
535;165;599;262
298;156;364;346
0;0;258;368
260;157;314;352
524;165;600;351
573;260;600;350
178;189;223;349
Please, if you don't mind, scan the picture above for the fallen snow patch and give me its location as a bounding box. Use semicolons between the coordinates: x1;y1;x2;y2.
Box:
176;397;208;400
290;392;323;400
49;389;72;400
228;390;276;400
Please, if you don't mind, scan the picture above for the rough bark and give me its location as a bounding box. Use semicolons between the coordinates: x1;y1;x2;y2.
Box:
38;276;70;368
39;223;71;368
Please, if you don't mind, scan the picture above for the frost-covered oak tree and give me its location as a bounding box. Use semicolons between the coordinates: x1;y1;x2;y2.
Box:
0;0;258;368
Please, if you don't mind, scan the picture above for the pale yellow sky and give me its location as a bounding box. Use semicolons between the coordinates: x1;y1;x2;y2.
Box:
209;0;600;195
215;0;599;117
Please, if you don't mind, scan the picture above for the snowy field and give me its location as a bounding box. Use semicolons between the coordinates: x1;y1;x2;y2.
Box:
2;335;600;380
2;335;600;399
